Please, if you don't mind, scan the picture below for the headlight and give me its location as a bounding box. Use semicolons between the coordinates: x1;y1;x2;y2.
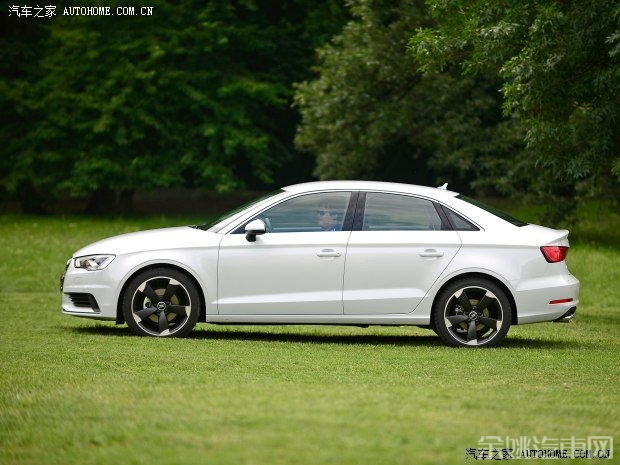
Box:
74;254;115;271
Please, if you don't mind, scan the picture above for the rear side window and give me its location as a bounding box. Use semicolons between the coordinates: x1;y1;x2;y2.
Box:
362;193;446;231
442;207;479;231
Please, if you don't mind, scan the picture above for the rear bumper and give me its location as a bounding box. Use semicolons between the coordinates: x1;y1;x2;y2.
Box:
513;272;580;324
553;306;577;323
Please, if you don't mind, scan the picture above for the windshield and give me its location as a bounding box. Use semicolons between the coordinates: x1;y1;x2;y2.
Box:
195;190;284;232
457;195;528;227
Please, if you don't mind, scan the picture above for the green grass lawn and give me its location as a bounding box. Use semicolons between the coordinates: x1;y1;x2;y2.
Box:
0;207;618;465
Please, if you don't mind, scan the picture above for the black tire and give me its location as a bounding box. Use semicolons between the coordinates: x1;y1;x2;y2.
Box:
122;267;200;337
433;278;512;347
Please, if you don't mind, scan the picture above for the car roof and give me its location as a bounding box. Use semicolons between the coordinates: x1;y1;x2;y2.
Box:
282;180;459;200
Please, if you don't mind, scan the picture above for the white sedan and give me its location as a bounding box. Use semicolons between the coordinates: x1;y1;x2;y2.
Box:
61;181;579;347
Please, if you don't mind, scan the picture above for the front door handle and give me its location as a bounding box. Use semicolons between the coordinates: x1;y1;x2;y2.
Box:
316;249;342;258
419;249;444;258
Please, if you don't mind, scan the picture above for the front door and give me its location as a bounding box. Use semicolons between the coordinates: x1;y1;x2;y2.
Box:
217;191;353;315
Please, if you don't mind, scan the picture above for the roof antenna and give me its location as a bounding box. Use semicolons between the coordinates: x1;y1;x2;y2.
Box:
437;183;448;190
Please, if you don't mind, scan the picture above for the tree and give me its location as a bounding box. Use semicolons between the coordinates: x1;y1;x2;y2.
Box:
0;8;50;212
410;0;620;201
295;0;523;193
1;0;347;212
295;0;433;183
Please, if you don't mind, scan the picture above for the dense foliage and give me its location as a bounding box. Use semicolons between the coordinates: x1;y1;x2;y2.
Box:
2;0;618;213
410;0;620;200
0;0;347;211
295;0;526;194
295;0;433;183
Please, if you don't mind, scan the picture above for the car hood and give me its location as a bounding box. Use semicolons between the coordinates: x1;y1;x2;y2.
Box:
73;226;222;257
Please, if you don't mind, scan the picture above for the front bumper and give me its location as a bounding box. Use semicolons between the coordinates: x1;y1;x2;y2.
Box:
60;266;120;321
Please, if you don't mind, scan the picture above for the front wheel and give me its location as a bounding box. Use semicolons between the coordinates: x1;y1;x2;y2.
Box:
122;268;200;337
433;278;512;348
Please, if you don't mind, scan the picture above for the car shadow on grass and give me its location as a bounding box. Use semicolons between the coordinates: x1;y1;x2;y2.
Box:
68;323;442;346
192;329;575;349
194;328;445;347
68;323;576;349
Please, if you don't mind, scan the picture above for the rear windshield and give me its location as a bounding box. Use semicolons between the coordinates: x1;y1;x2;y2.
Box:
457;195;528;227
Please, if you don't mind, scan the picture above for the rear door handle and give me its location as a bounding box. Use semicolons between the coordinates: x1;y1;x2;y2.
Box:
419;249;444;258
316;249;342;258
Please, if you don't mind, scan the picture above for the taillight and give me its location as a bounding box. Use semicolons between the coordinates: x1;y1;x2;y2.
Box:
541;246;569;263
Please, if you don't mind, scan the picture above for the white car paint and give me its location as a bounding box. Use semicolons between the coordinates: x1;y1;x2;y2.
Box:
61;181;579;347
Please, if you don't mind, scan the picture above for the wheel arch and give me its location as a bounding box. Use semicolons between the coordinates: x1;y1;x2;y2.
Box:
430;272;518;328
116;263;207;324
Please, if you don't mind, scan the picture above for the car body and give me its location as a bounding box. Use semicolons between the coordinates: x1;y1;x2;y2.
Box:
61;181;579;347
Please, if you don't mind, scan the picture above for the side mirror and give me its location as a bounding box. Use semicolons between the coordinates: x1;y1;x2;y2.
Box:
245;219;267;242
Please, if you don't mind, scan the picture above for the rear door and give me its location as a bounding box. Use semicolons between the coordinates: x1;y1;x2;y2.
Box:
343;192;461;314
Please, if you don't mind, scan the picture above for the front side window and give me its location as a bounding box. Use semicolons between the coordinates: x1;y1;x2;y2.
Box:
254;192;352;233
203;190;284;232
362;193;445;231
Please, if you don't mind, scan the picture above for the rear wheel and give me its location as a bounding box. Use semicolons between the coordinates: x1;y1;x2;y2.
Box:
122;268;200;337
433;278;512;347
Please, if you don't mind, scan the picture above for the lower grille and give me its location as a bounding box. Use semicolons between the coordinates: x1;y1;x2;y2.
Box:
67;293;100;312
